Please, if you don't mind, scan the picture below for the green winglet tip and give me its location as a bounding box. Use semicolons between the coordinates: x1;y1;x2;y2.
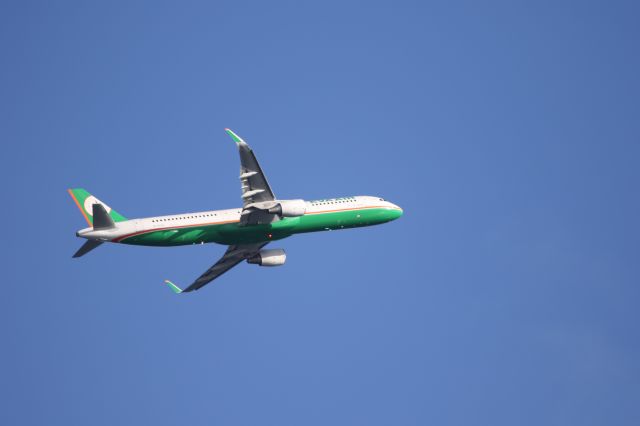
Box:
224;128;244;144
164;280;183;294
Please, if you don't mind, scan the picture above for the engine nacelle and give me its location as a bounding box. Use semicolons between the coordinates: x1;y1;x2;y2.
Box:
268;199;306;217
247;249;286;267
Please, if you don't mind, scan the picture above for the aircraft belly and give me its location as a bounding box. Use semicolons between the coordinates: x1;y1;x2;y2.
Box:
293;208;398;234
118;208;399;246
215;222;289;245
121;230;187;246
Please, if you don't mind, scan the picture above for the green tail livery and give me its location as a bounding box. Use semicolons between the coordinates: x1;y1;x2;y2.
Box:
67;188;128;226
69;128;403;294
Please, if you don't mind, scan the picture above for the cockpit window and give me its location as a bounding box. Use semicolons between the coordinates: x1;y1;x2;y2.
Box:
379;198;385;201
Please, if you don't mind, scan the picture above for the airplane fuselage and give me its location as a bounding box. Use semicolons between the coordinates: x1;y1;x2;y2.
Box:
78;196;403;247
70;128;404;292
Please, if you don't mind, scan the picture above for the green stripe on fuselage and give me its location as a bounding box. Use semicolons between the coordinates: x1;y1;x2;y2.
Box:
119;207;402;247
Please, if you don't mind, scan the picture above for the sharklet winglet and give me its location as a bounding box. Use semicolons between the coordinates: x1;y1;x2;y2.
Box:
164;280;183;294
224;128;245;144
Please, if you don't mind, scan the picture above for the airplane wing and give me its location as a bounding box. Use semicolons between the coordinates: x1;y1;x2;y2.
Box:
225;129;279;225
169;242;269;293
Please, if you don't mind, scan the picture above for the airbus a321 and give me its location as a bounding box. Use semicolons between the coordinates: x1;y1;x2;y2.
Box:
69;129;403;293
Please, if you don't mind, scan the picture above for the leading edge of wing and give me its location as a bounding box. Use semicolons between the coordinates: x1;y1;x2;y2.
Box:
164;242;269;294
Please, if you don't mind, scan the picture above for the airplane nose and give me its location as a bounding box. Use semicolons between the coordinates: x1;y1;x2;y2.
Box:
389;203;403;219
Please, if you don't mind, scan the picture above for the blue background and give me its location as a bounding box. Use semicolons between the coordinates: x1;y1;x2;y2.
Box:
2;1;639;424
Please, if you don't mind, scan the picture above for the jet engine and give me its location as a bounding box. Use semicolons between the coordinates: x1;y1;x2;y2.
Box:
247;249;286;266
267;199;306;217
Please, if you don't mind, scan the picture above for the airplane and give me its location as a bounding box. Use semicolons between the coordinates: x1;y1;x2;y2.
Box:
69;129;403;293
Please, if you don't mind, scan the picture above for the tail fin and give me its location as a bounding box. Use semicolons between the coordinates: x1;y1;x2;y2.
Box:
67;188;127;226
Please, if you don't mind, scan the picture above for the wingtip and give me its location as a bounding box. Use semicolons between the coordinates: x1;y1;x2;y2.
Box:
224;128;244;144
164;279;183;294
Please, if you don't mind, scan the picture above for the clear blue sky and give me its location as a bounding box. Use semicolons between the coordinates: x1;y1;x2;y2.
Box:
2;1;639;425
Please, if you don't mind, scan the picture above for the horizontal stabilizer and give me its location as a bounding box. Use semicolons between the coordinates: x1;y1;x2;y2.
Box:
73;240;103;258
92;204;115;230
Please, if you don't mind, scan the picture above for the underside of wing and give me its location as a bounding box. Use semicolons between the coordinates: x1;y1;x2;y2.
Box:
180;242;269;292
225;129;279;226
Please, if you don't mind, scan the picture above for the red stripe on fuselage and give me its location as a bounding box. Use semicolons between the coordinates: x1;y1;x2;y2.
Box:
113;205;397;243
113;218;240;242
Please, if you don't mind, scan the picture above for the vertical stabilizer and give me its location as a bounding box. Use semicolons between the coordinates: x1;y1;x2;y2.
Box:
67;188;127;226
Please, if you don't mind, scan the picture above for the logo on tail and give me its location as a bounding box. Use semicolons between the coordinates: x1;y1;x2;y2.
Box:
83;195;112;216
68;188;127;226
